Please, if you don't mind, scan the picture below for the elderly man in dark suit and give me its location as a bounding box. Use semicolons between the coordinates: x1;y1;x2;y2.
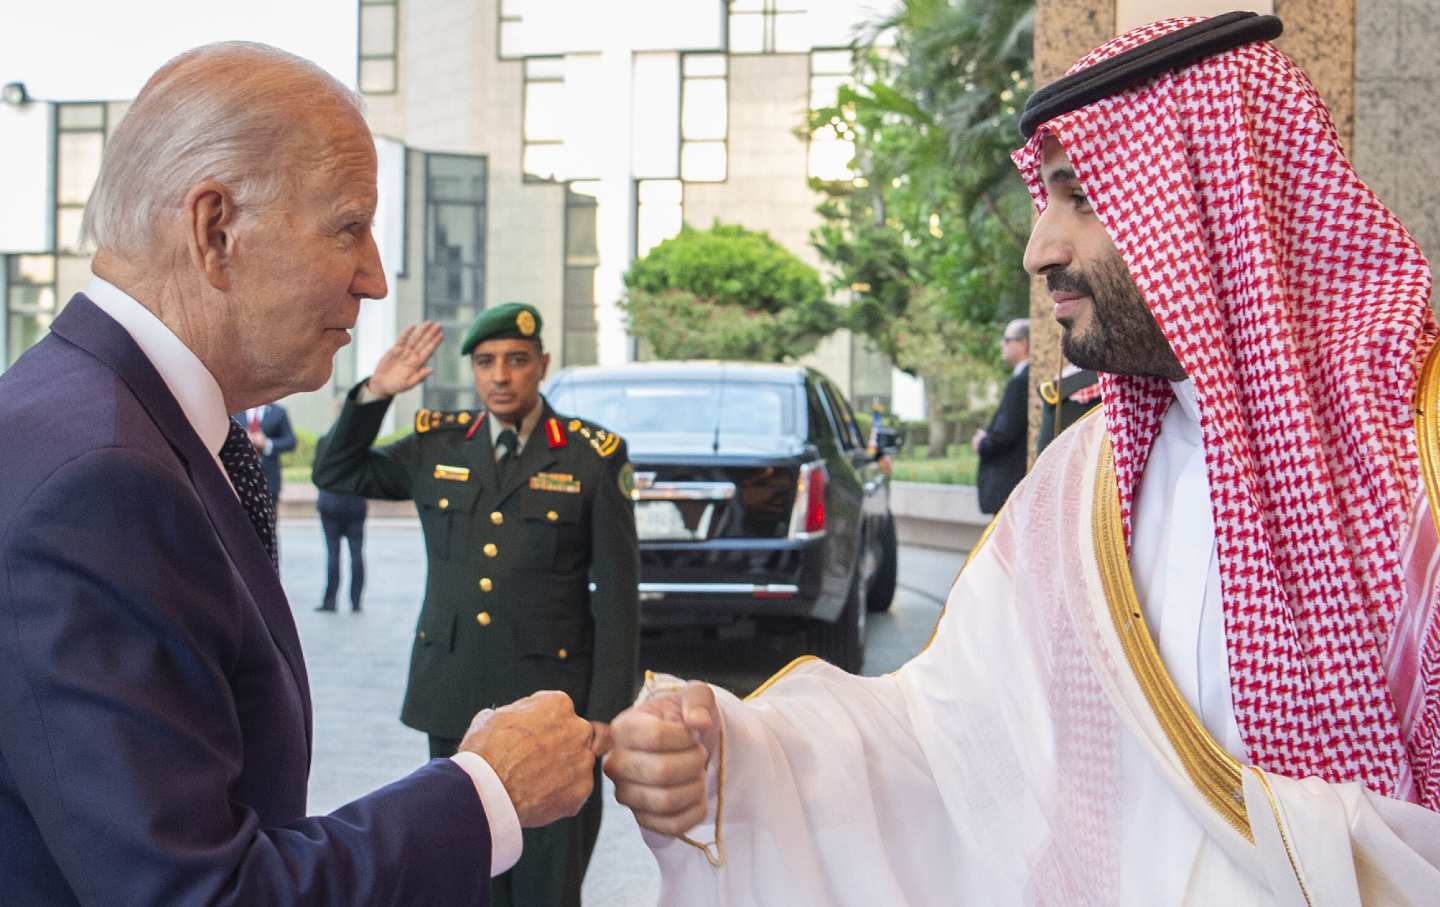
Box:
0;42;600;906
972;318;1031;514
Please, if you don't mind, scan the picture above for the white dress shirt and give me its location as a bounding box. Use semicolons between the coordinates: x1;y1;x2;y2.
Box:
83;276;522;876
489;402;545;462
1119;379;1247;903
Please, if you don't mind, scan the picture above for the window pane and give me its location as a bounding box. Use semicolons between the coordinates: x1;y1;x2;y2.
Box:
683;53;727;77
360;58;396;93
428;203;483;266
808;133;853;181
12;255;55;285
57;104;104;131
631;53;680;179
523;143;565;181
774;11;816;52
812;49;852;74
681;141;727;182
729;0;764;11
809;73;849;109
7;282;57;313
56;208;86;254
777;0;807;11
636;180;683;257
360;5;396;55
728;13;764;52
57;133;103;206
682;78;726;140
8;312;52;365
566;199;598;264
524;80;566;142
428;155;487;202
524;56;566;80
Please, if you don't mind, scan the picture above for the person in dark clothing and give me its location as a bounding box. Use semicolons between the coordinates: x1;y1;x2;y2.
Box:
973;318;1031;514
316;489;367;612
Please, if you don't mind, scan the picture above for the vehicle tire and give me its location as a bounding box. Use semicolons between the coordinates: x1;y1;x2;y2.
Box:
865;516;898;613
811;567;865;672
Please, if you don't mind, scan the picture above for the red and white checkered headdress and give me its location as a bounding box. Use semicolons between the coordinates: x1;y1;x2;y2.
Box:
1013;17;1440;807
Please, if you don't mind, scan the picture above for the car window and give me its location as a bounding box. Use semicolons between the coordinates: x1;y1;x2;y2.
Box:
819;380;864;450
559;380;800;437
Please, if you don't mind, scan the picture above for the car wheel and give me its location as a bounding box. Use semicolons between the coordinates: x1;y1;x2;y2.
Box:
811;566;865;672
865;516;898;613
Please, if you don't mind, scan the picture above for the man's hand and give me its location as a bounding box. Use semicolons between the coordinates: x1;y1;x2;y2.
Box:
366;321;444;398
603;681;717;837
248;429;267;452
459;691;601;828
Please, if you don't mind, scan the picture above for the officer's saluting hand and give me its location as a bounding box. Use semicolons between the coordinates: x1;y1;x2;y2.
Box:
313;303;639;907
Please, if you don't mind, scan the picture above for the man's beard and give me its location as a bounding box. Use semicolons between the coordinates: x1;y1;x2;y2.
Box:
1049;252;1186;381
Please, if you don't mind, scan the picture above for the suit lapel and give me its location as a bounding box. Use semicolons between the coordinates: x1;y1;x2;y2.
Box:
50;296;314;744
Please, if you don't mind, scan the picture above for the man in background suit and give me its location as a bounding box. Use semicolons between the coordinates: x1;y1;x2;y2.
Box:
972;318;1030;514
0;42;600;906
239;401;297;508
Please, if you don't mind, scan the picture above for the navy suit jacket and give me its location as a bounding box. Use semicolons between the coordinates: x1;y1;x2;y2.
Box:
976;363;1030;514
235;403;298;497
0;295;491;905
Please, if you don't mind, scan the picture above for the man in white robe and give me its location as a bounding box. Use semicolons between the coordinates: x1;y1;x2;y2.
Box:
603;13;1440;905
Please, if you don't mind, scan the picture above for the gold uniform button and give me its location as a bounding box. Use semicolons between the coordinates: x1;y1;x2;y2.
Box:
557;648;568;660
438;497;450;510
490;511;504;526
476;611;491;626
483;543;498;558
546;510;559;522
479;577;493;592
418;630;427;640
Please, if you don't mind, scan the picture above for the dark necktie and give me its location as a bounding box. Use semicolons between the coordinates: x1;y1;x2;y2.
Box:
497;428;519;484
220;417;278;569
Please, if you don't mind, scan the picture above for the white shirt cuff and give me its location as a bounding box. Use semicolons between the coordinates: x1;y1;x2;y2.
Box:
450;751;524;876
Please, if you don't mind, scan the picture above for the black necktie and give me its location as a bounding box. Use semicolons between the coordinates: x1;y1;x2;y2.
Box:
220;417;278;569
497;428;519;484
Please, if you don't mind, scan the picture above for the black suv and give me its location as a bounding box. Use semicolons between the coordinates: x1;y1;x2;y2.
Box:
544;362;898;672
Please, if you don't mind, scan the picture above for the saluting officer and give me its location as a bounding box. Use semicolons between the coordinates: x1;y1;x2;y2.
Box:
312;303;639;907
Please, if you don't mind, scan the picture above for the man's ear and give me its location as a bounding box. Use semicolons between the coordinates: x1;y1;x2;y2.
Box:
540;351;551;380
184;180;238;291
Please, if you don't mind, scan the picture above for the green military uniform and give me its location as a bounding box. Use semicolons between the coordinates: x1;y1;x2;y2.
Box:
312;305;638;907
1036;367;1102;455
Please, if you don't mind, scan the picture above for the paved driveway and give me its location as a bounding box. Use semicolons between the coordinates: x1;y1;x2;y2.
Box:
279;518;962;906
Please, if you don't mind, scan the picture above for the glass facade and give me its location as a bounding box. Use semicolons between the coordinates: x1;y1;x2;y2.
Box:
358;0;399;94
680;53;727;182
5;255;58;369
563;181;600;366
423;152;487;410
54;103;106;254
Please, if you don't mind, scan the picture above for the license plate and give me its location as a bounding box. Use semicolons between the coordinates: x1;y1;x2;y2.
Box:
635;500;713;541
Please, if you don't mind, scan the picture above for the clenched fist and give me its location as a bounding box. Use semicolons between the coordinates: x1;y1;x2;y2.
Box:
603;680;717;836
459;691;608;828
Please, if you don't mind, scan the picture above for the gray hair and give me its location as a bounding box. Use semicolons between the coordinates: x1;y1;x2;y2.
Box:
81;42;364;257
1006;318;1030;343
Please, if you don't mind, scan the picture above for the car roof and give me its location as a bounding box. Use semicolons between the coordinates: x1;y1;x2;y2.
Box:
553;361;813;384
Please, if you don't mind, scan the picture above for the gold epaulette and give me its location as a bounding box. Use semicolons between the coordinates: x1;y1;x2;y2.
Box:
566;418;623;458
414;408;477;434
1038;380;1061;406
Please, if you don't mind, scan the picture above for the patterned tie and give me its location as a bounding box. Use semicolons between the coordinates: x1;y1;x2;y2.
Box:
497;428;519;485
220;417;278;569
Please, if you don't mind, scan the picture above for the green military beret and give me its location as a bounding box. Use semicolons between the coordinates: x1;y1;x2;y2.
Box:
459;302;543;355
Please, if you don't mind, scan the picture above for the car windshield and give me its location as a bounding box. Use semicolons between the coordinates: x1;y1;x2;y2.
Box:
556;380;799;438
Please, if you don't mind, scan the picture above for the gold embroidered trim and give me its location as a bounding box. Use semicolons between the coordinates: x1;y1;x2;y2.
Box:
1093;437;1253;842
1249;767;1314;906
745;654;820;702
642;670;729;868
1413;341;1440;541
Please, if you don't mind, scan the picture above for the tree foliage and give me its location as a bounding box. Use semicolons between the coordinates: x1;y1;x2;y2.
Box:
622;222;838;362
809;0;1036;452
